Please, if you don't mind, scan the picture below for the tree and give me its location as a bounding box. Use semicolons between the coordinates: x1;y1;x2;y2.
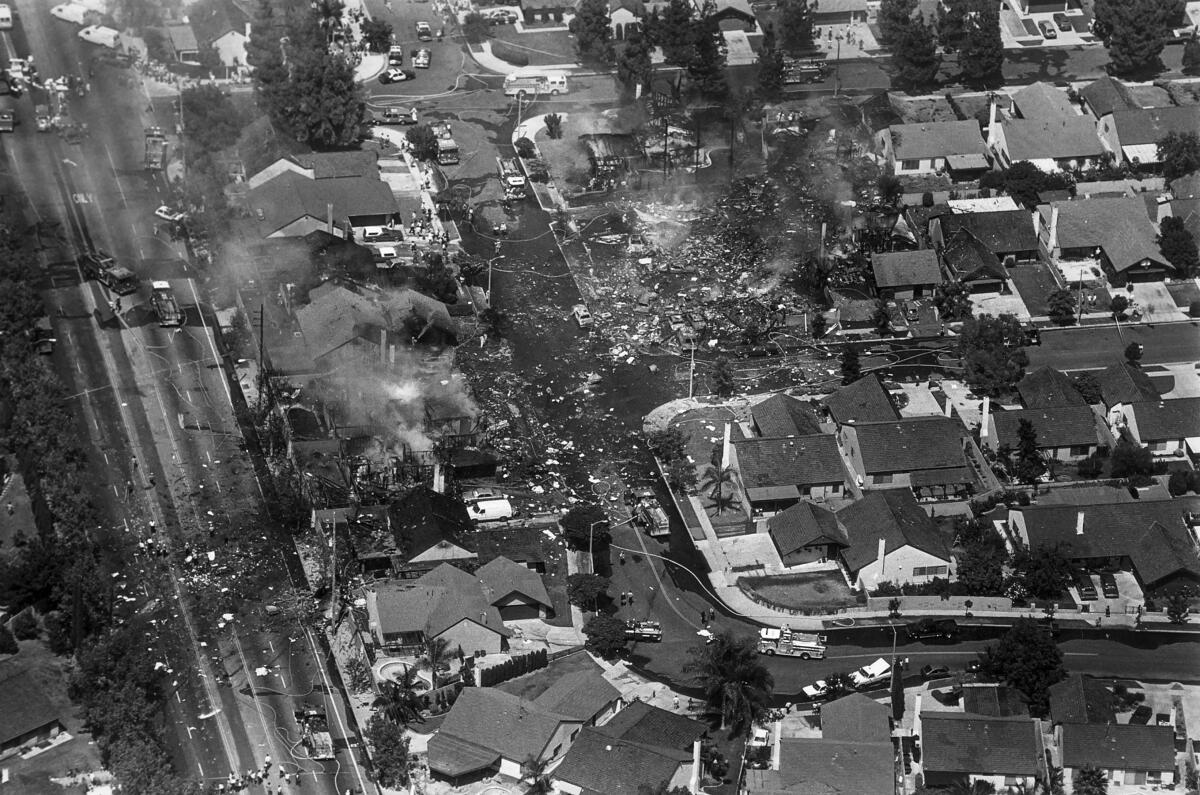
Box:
1071;372;1103;405
980;160;1070;209
840;346;862;384
181;84;245;153
684;631;774;736
699;464;740;515
544;113;564;139
777;0;813;55
648;426;689;462
872;300;892;334
583;614;629;658
978;618;1065;717
810;311;828;339
406;124;440;161
567;573;609;611
891;15;941;91
1184;33;1200;75
1110;440;1154;478
958;0;1003;85
957;313;1029;397
361;18;394;52
1047;289;1077;325
420;637;450;688
1124;342;1143;364
1109;294;1129;318
1157;130;1200;181
878;0;917;44
1158;215;1200;276
1010;545;1072;600
569;0;615;66
1166;592;1190;624
656;0;697;65
0;623;17;655
687;14;728;99
711;357;737;397
463;11;490;44
1097;0;1177;74
1014;418;1046;484
616;27;653;98
756;36;785;99
1072;765;1108;795
375;667;424;724
522;756;554;794
933;280;973;320
955;538;1005;596
367;715;410;788
935;0;967;51
561;504;610;551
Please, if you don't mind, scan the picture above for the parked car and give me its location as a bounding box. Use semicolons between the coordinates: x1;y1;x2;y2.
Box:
801;679;830;701
413;48;431;69
905;618;959;642
484;8;518;24
920;664;950;680
154;205;186;224
850;658;891;689
572;304;593;328
378;107;418;125
388;45;404;66
1074;571;1098;600
1053;12;1071;30
1039;20;1057;38
416;20;433;40
1099;571;1119;599
462;488;514;522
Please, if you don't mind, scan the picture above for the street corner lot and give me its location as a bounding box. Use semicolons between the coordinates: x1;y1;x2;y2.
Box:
739;569;859;613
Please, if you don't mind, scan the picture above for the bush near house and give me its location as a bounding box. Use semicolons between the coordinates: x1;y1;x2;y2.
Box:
477;648;549;687
491;40;531;67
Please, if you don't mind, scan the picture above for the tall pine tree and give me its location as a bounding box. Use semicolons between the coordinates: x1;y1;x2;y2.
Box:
658;0;698;66
756;27;785;99
616;27;653;98
935;0;966;51
1097;0;1178;74
569;0;615;66
778;0;814;56
891;14;941;90
958;0;1003;85
687;13;728;99
878;0;917;44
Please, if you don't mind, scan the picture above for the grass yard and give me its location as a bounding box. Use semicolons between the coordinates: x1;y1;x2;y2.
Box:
1009;262;1063;317
740;570;859;612
474;525;574;626
488;26;577;66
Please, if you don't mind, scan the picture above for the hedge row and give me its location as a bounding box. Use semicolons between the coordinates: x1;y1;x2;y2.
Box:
477;648;548;687
490;40;530;67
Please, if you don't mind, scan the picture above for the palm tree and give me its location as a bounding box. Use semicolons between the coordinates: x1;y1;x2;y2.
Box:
374;665;425;725
420;636;451;689
948;781;996;795
699;464;741;516
521;756;553;794
683;631;774;737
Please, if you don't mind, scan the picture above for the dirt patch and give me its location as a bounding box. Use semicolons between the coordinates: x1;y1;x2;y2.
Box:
741;570;859;611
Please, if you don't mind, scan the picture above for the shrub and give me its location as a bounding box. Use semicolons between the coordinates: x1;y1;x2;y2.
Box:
1076;456;1104;478
1190;299;1200;317
514;137;537;158
491;39;530;66
9;610;38;640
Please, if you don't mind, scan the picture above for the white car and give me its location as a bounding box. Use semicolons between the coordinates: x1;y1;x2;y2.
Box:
154;205;185;224
78;24;119;48
801;680;828;700
572;304;593;328
50;2;89;24
849;658;892;689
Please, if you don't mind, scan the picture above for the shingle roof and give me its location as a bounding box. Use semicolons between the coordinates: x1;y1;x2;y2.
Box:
477;556;551;608
1048;674;1116;725
1061;723;1175;771
165;22;199;52
188;0;250;46
247;170;396;237
1128;397;1200;442
596;701;708;750
961;684;1029;718
1000;117;1104;162
1170;171;1200;199
389;485;475;561
745;738;894;795
768;501;846;556
1017;366;1088;409
428;688;578;776
1080;76;1139;118
837;490;951;573
887;120;987;161
1095;362;1160;407
734;435;847;490
936;210;1039;255
871;249;943;289
292;150;381;180
848;416;969;474
940;227;1009;282
990;406;1102;449
822;374;898;425
1046;197;1168;272
751;394;823;437
820;694;890;743
552;727;691;794
0;668;60;745
919;713;1041;775
1012;82;1077;120
531;670;621;722
370;564;509;640
1109;106;1200;147
1015;497;1200;587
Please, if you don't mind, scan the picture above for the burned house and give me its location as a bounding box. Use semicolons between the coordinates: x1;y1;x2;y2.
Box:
334;486;477;577
581;133;645;179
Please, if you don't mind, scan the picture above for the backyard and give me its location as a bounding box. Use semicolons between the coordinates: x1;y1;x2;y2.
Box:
740;570;860;613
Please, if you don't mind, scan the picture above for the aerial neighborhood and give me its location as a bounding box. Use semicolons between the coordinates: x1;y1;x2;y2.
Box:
1;0;1200;793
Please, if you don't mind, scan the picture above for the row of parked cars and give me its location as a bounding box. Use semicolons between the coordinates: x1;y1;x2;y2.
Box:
1074;570;1120;601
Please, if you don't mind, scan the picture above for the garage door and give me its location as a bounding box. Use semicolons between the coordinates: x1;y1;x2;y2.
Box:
499;603;540;621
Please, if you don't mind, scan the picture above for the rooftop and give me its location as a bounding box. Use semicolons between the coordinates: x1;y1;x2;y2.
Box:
989;406;1102;449
1060;723;1175;772
477;556;552;609
871;249;943;289
820;694;890;744
767;501;845;556
1047;674;1116;725
886;120;987;161
751;394;823;437
846;415;969;474
1044;197;1167;272
1079;76;1139;118
1016;366;1087;409
919;712;1041;775
1108;105;1200;146
734;434;847;491
388;486;475;563
822;374;898;425
368;563;509;640
837;490;951;574
1012;82;1077;121
745;738;894;795
247;170;397;237
1094;361;1160;407
529;670;621;723
596;700;708;750
1126;397;1200;442
551;727;691;795
940;227;1009;283
0;668;60;746
935;209;1039;255
1000;117;1104;162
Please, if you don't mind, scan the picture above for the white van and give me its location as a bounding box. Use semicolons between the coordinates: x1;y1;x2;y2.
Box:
78;24;119;48
0;6;14;30
50;3;89;24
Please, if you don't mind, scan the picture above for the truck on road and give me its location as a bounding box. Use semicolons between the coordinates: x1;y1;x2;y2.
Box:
431;122;459;165
144;127;167;170
295;709;334;760
151;280;184;327
79;250;139;295
781;57;828;85
503;71;568;97
624;620;662;642
757;627;827;659
497;157;526;199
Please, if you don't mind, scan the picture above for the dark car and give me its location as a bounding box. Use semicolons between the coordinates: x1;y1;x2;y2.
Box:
1074;571;1098;600
1053;12;1071;31
1099;571;1119;599
905;618;959;641
920;664;951;680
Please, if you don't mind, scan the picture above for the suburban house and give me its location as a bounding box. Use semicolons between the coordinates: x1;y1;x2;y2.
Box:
427;687;584;783
916;712;1046;792
1094;361;1160;408
730;433;849;517
1016;366;1087;409
984;405;1111;462
245;151;399;239
875;120;989;177
1059;724;1176;790
838;415;980;500
1079;75;1139;120
477;555;554;620
384;486;476;577
767;501;846;568
1038;198;1174;283
930;209;1040;262
1116;397;1200;457
596;0;644;38
0;668;64;760
551;701;707;794
810;0;869;24
187;0;251;74
164;23;201;64
820;374;898;427
820;693;891;743
989;116;1105;172
835;489;953;590
938;228;1011;293
364;563;510;655
870;249;944;299
514;669;624;727
1010;82;1078;121
1047;674;1116;726
1096;106;1200;167
1007;497;1200;595
519;0;572;22
749;393;823;438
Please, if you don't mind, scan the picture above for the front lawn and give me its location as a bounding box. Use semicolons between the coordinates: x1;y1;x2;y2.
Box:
740;570;859;612
1009;262;1063;317
488;25;577;65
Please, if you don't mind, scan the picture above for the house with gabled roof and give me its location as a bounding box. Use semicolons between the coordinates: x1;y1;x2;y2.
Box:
477;556;554;620
1016;366;1087;409
1011;82;1078;121
1079;75;1139;119
188;0;251;74
1094;361;1160;408
527;670;623;726
1047;674;1115;726
938;228;1010;293
820;374;898;427
990;116;1105;173
1097;106;1200;167
820;693;891;743
931;209;1040;262
985;405;1112;462
1059;724;1176;790
916;712;1046;792
838;415;980;500
766;500;846;568
1117;397;1200;457
750;393;823;438
835;489;952;590
0;668;64;759
164;23;201;63
875;120;990;177
1039;197;1174;284
386;486;476;577
870;249;943;299
730;434;850;517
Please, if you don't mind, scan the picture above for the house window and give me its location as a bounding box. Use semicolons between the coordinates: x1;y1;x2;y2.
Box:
913;565;948;577
1004;777;1021;787
571;729;579;739
900;159;920;171
552;744;561;757
1069;445;1090;456
1147;771;1162;784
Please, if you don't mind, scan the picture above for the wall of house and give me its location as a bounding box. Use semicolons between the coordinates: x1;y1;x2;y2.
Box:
1043;443;1096;462
781;543;830;568
852;544;951;590
438;618;504;657
0;721;61;758
1096;115;1121;161
213;29;248;68
969;773;1037;792
1062;765;1175;789
494;593;547;620
894;157;945;176
590;697;622;727
805;482;843;500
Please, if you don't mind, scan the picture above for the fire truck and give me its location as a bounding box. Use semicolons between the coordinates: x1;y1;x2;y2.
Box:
144;127;167;171
624;619;662;642
497;157;526;199
757;627;827;659
79;250;139;295
781;57;828;85
295;709;334;760
151;280;184;327
431;122;459;166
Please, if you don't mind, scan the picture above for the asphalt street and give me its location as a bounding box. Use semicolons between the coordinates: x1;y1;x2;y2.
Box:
1030;321;1200;370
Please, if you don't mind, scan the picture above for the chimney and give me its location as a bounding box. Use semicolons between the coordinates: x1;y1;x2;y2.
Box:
1049;205;1060;251
327;202;334;234
979;396;991;438
1075;511;1085;536
988;96;998;140
877;537;887;576
690;738;703;792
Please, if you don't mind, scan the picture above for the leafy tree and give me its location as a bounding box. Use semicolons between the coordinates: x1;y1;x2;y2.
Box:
569;0;615;66
463;11;490;44
182;85;245;153
878;0;917;44
684;631;774;736
616;27;653;98
958;0;1003;85
872;299;892;334
1110;440;1154;478
1109;294;1129;318
583;614;629;658
667;458;699;491
1072;765;1108;795
1124;342;1143;364
1157;130;1200;181
1096;0;1178;74
1168;469;1194;496
361;18;394;52
1166;592;1190;624
1015;419;1046;485
979;618;1065;717
1010;545;1072;600
566;572;609;610
648;426;689;462
1047;289;1077;325
561;504;610;551
367;715;411;788
1071;372;1103;405
891;15;941;91
810;311;828;339
957;313;1028;397
522;755;554;794
0;623;17;655
979;160;1070;209
935;0;967;51
777;0;814;55
1158;215;1200;276
406;124;440;161
711;357;737;397
657;0;697;65
933;280;973;320
1184;33;1200;75
756;36;785;99
687;14;728;99
840;346;862;384
955;537;1006;596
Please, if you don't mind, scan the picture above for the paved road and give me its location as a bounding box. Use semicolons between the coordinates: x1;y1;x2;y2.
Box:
1029;321;1200;370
